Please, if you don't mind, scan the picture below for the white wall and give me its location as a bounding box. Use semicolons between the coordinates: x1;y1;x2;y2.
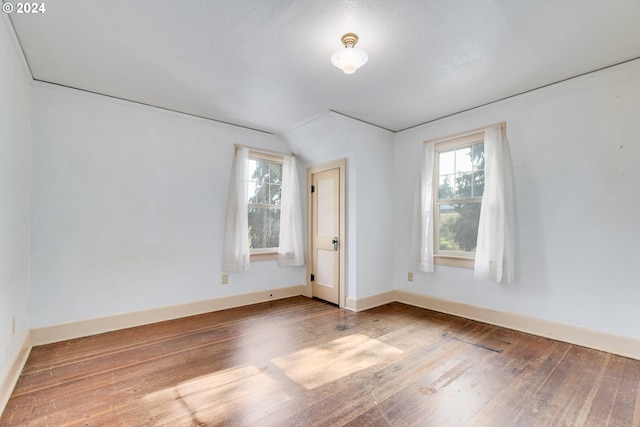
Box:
0;15;31;382
282;114;360;299
394;60;640;339
7;11;638;361
30;84;305;328
282;113;395;301
332;114;396;298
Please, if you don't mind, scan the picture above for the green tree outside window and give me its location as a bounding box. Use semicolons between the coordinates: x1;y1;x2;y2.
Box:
437;142;484;255
247;158;282;250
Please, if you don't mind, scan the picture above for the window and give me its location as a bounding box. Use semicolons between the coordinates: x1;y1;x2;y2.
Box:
223;146;304;272
414;124;512;280
247;152;283;256
434;132;485;267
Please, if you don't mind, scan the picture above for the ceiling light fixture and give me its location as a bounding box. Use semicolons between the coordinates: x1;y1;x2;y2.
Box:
331;33;368;74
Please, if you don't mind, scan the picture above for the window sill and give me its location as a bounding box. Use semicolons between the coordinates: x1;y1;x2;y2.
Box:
434;255;474;269
250;252;278;262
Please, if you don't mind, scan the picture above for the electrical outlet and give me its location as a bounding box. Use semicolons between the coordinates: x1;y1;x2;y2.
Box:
222;274;229;285
408;272;413;282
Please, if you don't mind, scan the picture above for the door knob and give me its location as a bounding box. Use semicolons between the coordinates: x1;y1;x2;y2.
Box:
332;237;339;251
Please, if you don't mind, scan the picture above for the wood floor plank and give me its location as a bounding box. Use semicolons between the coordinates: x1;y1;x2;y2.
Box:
464;334;567;426
610;358;640;427
2;297;640;426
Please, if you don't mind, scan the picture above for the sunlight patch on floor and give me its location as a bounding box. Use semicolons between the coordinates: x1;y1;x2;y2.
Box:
271;333;404;390
143;364;291;424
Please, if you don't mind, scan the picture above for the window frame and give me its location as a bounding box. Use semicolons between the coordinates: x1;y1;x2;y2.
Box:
432;131;485;269
247;150;284;261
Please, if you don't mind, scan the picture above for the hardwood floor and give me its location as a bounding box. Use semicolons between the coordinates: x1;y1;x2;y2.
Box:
2;296;640;426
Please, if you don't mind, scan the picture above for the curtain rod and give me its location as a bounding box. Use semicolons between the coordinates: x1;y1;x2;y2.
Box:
424;121;506;145
234;144;296;159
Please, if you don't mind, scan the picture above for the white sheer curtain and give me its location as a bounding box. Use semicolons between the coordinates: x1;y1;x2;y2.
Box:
222;147;250;272
412;142;435;272
474;125;514;283
222;146;304;272
278;156;305;266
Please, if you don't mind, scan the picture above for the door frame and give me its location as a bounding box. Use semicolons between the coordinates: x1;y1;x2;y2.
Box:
306;158;346;308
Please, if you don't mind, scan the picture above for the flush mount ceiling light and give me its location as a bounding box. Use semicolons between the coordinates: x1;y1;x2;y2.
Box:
331;33;368;74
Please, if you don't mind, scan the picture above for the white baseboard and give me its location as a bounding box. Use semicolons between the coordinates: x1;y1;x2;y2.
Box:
31;285;306;346
395;290;640;361
1;331;32;416
346;291;396;312
11;285;640;416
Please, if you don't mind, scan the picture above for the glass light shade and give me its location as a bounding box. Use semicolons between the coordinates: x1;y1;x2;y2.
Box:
331;47;368;74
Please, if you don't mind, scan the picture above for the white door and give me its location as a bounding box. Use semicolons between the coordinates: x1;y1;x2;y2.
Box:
311;167;341;305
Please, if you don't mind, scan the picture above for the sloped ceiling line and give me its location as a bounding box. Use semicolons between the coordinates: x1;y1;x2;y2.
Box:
8;1;640;134
396;56;640;133
30;54;640;138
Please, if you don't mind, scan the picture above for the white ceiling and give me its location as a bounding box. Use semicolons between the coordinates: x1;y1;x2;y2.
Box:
8;0;640;134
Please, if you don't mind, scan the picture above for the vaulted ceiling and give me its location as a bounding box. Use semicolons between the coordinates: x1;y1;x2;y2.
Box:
8;0;640;134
